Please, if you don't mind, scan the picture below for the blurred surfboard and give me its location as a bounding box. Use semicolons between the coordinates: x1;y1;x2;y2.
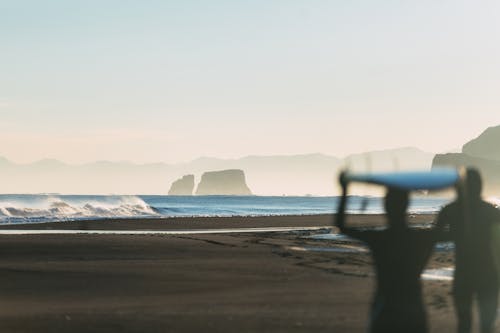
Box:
344;168;461;190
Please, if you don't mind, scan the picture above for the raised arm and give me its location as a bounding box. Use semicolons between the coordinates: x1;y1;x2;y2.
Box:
334;172;378;243
334;171;370;241
334;171;349;233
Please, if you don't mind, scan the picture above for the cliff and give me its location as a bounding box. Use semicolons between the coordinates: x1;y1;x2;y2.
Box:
168;175;195;195
195;169;252;195
432;125;500;195
462;125;500;160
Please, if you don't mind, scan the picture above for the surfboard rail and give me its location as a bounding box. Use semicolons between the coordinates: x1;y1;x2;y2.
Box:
343;168;461;190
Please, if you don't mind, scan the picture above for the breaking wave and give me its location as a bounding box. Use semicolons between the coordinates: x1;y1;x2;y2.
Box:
0;194;452;224
0;195;159;224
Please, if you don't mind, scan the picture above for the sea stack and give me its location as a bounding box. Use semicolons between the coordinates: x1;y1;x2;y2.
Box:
168;175;195;195
195;169;252;195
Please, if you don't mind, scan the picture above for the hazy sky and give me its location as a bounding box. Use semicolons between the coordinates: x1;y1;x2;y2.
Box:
1;0;499;164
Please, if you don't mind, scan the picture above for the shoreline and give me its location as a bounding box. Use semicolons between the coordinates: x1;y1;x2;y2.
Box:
0;213;437;230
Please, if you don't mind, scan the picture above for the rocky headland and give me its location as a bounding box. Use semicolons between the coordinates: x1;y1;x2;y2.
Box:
432;125;500;194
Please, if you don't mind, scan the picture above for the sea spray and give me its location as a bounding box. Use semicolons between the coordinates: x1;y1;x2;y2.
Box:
0;195;158;223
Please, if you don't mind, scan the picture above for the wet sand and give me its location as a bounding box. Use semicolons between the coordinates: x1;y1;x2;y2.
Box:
0;214;473;332
0;213;434;230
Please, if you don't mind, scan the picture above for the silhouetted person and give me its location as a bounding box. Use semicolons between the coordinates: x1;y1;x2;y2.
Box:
335;173;436;333
437;168;500;333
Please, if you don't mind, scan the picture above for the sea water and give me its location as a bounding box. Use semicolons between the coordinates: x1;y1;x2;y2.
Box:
0;194;453;224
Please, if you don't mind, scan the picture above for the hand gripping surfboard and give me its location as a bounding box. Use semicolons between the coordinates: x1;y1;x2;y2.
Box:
343;168;461;190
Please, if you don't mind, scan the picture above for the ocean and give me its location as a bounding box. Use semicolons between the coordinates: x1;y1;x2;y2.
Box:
0;194;454;224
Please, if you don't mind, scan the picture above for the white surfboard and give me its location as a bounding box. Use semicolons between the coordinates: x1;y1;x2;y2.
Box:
344;168;461;190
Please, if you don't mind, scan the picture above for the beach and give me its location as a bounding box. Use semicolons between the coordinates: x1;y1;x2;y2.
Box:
0;214;467;332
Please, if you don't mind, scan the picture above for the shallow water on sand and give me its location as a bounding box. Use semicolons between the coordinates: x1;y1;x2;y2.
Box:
304;233;454;281
421;267;454;281
0;226;328;235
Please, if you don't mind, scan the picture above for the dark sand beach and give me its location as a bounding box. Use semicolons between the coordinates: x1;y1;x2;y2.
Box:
0;214;478;332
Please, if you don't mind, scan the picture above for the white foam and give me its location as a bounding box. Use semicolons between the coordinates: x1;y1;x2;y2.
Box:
0;195;158;223
421;267;454;281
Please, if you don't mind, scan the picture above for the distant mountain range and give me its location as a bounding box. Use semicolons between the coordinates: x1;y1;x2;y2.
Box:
0;147;434;195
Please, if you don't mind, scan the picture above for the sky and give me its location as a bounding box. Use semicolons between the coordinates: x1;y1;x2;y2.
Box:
1;0;500;164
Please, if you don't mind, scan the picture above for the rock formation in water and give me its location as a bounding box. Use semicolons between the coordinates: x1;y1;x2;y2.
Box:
195;169;252;195
432;125;500;194
168;175;195;195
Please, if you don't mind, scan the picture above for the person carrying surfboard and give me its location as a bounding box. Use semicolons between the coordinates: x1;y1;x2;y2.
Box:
335;172;438;333
436;168;500;333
